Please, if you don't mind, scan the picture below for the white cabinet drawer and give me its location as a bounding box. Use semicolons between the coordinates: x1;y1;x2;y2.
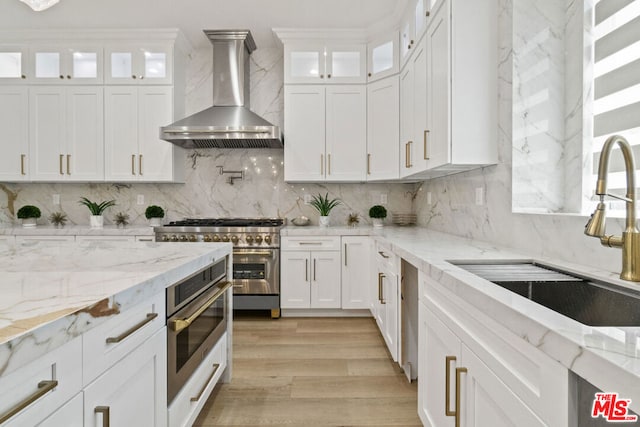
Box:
83;291;165;385
375;241;399;272
168;332;227;427
15;235;75;243
281;236;340;251
0;337;82;426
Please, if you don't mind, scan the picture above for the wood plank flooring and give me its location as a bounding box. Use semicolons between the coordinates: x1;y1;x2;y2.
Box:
194;316;422;426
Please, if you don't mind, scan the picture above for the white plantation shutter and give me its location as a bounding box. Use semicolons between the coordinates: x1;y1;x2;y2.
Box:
592;0;640;211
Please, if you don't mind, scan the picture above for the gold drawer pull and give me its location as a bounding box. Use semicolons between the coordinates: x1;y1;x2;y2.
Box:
378;272;386;303
424;130;430;160
378;251;390;259
139;154;143;176
445;356;456;416
66;154;71;175
106;312;158;344
95;406;110;427
0;380;58;424
131;154;136;175
367;153;371;175
455;367;467;427
20;154;26;175
59;154;64;175
191;364;220;402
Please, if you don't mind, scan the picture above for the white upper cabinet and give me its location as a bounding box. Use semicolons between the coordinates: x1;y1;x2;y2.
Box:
400;3;416;68
366;31;399;82
105;44;173;85
282;38;366;84
30;45;102;84
367;75;400;181
0;46;28;83
414;0;428;42
0;86;29;180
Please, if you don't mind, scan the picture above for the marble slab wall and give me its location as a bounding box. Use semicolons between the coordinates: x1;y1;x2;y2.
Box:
412;0;623;273
0;46;412;228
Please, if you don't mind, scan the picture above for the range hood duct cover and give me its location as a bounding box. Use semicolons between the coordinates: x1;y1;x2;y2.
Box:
160;30;282;149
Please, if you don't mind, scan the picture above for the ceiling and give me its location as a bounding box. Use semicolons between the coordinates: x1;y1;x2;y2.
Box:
3;0;407;50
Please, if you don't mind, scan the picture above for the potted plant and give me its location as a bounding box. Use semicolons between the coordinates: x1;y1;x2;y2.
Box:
79;197;115;229
48;211;67;228
17;205;41;228
309;193;341;227
145;205;165;227
369;205;387;228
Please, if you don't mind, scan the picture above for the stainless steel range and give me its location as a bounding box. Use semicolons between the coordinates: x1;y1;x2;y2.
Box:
155;218;284;318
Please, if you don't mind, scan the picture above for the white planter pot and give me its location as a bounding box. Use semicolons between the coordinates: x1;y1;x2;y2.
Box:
148;217;162;227
90;215;104;229
372;218;384;228
21;217;37;228
319;216;330;227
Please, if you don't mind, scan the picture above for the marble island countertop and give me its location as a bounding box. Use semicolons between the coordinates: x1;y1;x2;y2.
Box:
0;224;155;236
284;225;640;410
0;240;232;376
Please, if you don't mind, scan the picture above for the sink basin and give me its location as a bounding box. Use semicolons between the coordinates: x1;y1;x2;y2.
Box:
452;261;640;327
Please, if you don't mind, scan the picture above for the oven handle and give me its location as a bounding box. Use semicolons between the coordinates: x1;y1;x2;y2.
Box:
169;281;232;333
233;250;274;256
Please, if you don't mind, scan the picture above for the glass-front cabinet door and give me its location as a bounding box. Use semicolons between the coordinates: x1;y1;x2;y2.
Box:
30;46;102;84
105;44;172;85
284;44;325;83
325;44;366;84
367;31;399;82
0;46;28;83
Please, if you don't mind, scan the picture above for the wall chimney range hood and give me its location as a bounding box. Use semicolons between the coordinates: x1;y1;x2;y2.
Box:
160;30;282;149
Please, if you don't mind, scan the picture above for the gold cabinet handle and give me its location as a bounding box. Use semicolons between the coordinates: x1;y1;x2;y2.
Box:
424;130;430;160
94;406;110;427
378;251;389;259
320;154;324;175
455;367;467;427
139;154;143;176
445;356;456;416
21;74;26;79
367;153;371;175
328;153;331;175
169;282;232;333
20;154;26;175
378;272;386;304
132;75;137;79
106;312;158;344
313;258;317;281
191;364;220;402
131;154;136;175
344;243;348;266
59;154;64;175
66;75;71;79
407;141;413;168
0;380;58;424
305;259;309;281
66;154;71;175
59;75;64;79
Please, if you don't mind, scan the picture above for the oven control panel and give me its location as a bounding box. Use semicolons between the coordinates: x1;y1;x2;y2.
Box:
157;232;279;247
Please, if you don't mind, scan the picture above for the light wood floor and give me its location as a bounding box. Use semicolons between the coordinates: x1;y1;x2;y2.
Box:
194;315;422;426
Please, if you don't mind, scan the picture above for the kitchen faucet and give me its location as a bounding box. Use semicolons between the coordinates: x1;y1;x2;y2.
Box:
585;135;640;281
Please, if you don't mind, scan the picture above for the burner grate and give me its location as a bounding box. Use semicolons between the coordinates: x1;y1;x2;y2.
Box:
167;218;284;227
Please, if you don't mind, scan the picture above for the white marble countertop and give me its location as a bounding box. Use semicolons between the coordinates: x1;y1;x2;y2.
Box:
284;225;640;410
0;225;155;236
0;240;232;376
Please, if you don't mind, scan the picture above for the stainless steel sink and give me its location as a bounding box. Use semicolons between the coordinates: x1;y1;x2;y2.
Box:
452;261;640;327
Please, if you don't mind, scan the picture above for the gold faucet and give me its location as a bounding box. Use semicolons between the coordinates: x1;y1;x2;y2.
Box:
585;135;640;281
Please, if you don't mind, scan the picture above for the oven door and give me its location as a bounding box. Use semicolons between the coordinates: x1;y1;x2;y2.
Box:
232;248;279;295
167;280;232;403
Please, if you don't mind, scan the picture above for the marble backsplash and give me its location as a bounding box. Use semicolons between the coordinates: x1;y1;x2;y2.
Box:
412;0;624;273
0;46;412;228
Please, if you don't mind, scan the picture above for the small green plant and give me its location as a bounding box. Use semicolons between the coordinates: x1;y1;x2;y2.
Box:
347;212;360;226
368;205;387;219
309;193;341;216
145;205;165;219
17;205;41;219
114;212;130;227
78;197;116;215
48;211;67;227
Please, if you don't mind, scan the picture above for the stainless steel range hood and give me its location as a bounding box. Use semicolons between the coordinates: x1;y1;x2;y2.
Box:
160;30;282;149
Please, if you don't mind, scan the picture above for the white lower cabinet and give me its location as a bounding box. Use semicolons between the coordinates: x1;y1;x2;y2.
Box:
281;236;342;309
372;243;400;361
418;273;570;427
37;393;83;427
341;236;371;309
84;328;167;427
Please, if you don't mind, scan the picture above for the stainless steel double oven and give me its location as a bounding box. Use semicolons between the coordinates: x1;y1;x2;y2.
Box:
166;256;231;403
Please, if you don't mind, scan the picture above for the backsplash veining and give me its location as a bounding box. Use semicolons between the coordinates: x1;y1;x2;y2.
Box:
0;46;412;227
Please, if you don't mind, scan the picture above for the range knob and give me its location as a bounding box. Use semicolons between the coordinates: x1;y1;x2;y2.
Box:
188;235;197;242
203;235;212;242
179;235;188;242
246;235;254;244
231;235;239;244
212;235;221;242
255;235;263;244
264;235;272;245
170;235;178;242
221;235;230;242
161;235;169;242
